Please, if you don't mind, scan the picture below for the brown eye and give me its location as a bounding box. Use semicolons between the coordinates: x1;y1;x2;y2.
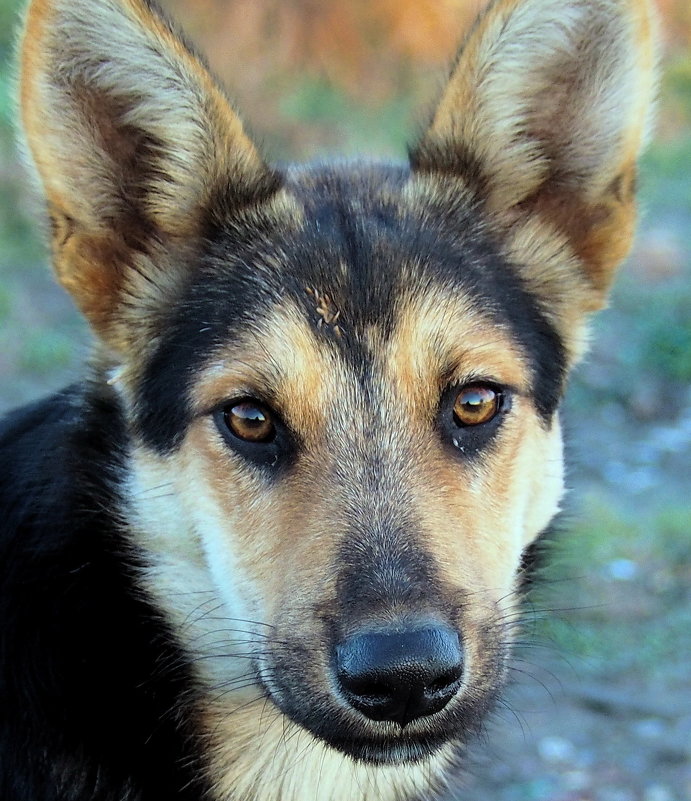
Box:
453;385;501;427
224;401;275;443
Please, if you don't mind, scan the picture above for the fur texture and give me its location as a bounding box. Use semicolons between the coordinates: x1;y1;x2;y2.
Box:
1;0;656;799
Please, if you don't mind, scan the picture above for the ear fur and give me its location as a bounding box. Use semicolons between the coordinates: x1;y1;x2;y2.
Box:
21;0;279;349
411;0;658;309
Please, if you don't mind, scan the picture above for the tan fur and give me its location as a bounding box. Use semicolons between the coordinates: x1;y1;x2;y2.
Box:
415;0;658;307
21;0;273;347
191;300;345;440
387;268;532;402
503;216;595;362
202;701;454;801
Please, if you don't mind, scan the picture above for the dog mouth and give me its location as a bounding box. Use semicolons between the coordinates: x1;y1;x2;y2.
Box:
264;692;461;765
254;615;507;765
256;661;495;766
316;723;459;765
268;686;493;766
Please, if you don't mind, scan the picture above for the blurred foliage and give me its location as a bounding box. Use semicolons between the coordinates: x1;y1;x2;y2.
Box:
533;501;691;678
166;0;485;87
657;0;691;50
640;299;691;382
158;0;691;158
160;0;489;159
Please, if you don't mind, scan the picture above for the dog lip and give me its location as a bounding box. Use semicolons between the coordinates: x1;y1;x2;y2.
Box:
323;730;451;765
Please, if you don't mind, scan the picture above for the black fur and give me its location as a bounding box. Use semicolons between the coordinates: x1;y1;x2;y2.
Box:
0;387;208;800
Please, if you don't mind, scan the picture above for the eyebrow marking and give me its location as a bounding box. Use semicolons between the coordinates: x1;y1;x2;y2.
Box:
305;286;343;338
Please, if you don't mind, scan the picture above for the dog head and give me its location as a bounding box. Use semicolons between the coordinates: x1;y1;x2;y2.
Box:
21;0;656;797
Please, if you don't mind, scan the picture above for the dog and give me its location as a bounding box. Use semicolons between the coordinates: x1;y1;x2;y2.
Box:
0;0;657;798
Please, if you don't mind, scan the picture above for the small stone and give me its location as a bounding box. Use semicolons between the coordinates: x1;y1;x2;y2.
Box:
596;788;635;801
538;735;576;764
643;785;675;801
563;769;592;792
607;558;639;581
632;718;665;740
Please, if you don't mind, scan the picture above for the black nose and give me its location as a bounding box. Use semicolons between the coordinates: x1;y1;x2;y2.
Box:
335;625;463;727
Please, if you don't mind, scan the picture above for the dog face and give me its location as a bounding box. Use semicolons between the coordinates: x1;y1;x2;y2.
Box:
128;164;569;766
20;0;656;797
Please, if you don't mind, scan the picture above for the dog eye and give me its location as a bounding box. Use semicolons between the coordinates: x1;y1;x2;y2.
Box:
223;401;276;443
453;385;501;427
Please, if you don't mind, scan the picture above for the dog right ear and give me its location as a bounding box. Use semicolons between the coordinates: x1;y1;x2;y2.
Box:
21;0;279;352
411;0;657;315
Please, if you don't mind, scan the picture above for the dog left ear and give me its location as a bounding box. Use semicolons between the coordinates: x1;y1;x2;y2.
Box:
411;0;657;311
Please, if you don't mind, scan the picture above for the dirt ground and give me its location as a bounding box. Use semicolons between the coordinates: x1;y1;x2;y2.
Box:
454;664;691;801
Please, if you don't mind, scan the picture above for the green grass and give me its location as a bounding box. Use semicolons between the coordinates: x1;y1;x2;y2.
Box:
18;331;76;375
278;77;415;159
531;500;691;680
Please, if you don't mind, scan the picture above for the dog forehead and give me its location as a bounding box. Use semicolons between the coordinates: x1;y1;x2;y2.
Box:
269;165;556;393
191;282;527;438
197;162;501;379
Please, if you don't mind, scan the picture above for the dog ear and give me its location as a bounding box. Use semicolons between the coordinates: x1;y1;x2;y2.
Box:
411;0;657;310
21;0;279;351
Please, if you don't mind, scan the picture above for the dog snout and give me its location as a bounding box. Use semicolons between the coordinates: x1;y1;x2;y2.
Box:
335;624;463;727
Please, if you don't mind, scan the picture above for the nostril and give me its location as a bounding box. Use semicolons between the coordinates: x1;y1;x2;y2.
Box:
344;679;391;699
336;624;463;727
428;667;463;695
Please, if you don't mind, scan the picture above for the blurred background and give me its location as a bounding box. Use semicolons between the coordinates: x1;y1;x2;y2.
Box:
0;1;689;799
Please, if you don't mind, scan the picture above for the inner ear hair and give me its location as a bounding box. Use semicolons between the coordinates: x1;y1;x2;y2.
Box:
20;0;280;350
411;0;658;303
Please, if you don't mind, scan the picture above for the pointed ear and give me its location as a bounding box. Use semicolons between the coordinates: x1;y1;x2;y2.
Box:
21;0;279;350
411;0;657;309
